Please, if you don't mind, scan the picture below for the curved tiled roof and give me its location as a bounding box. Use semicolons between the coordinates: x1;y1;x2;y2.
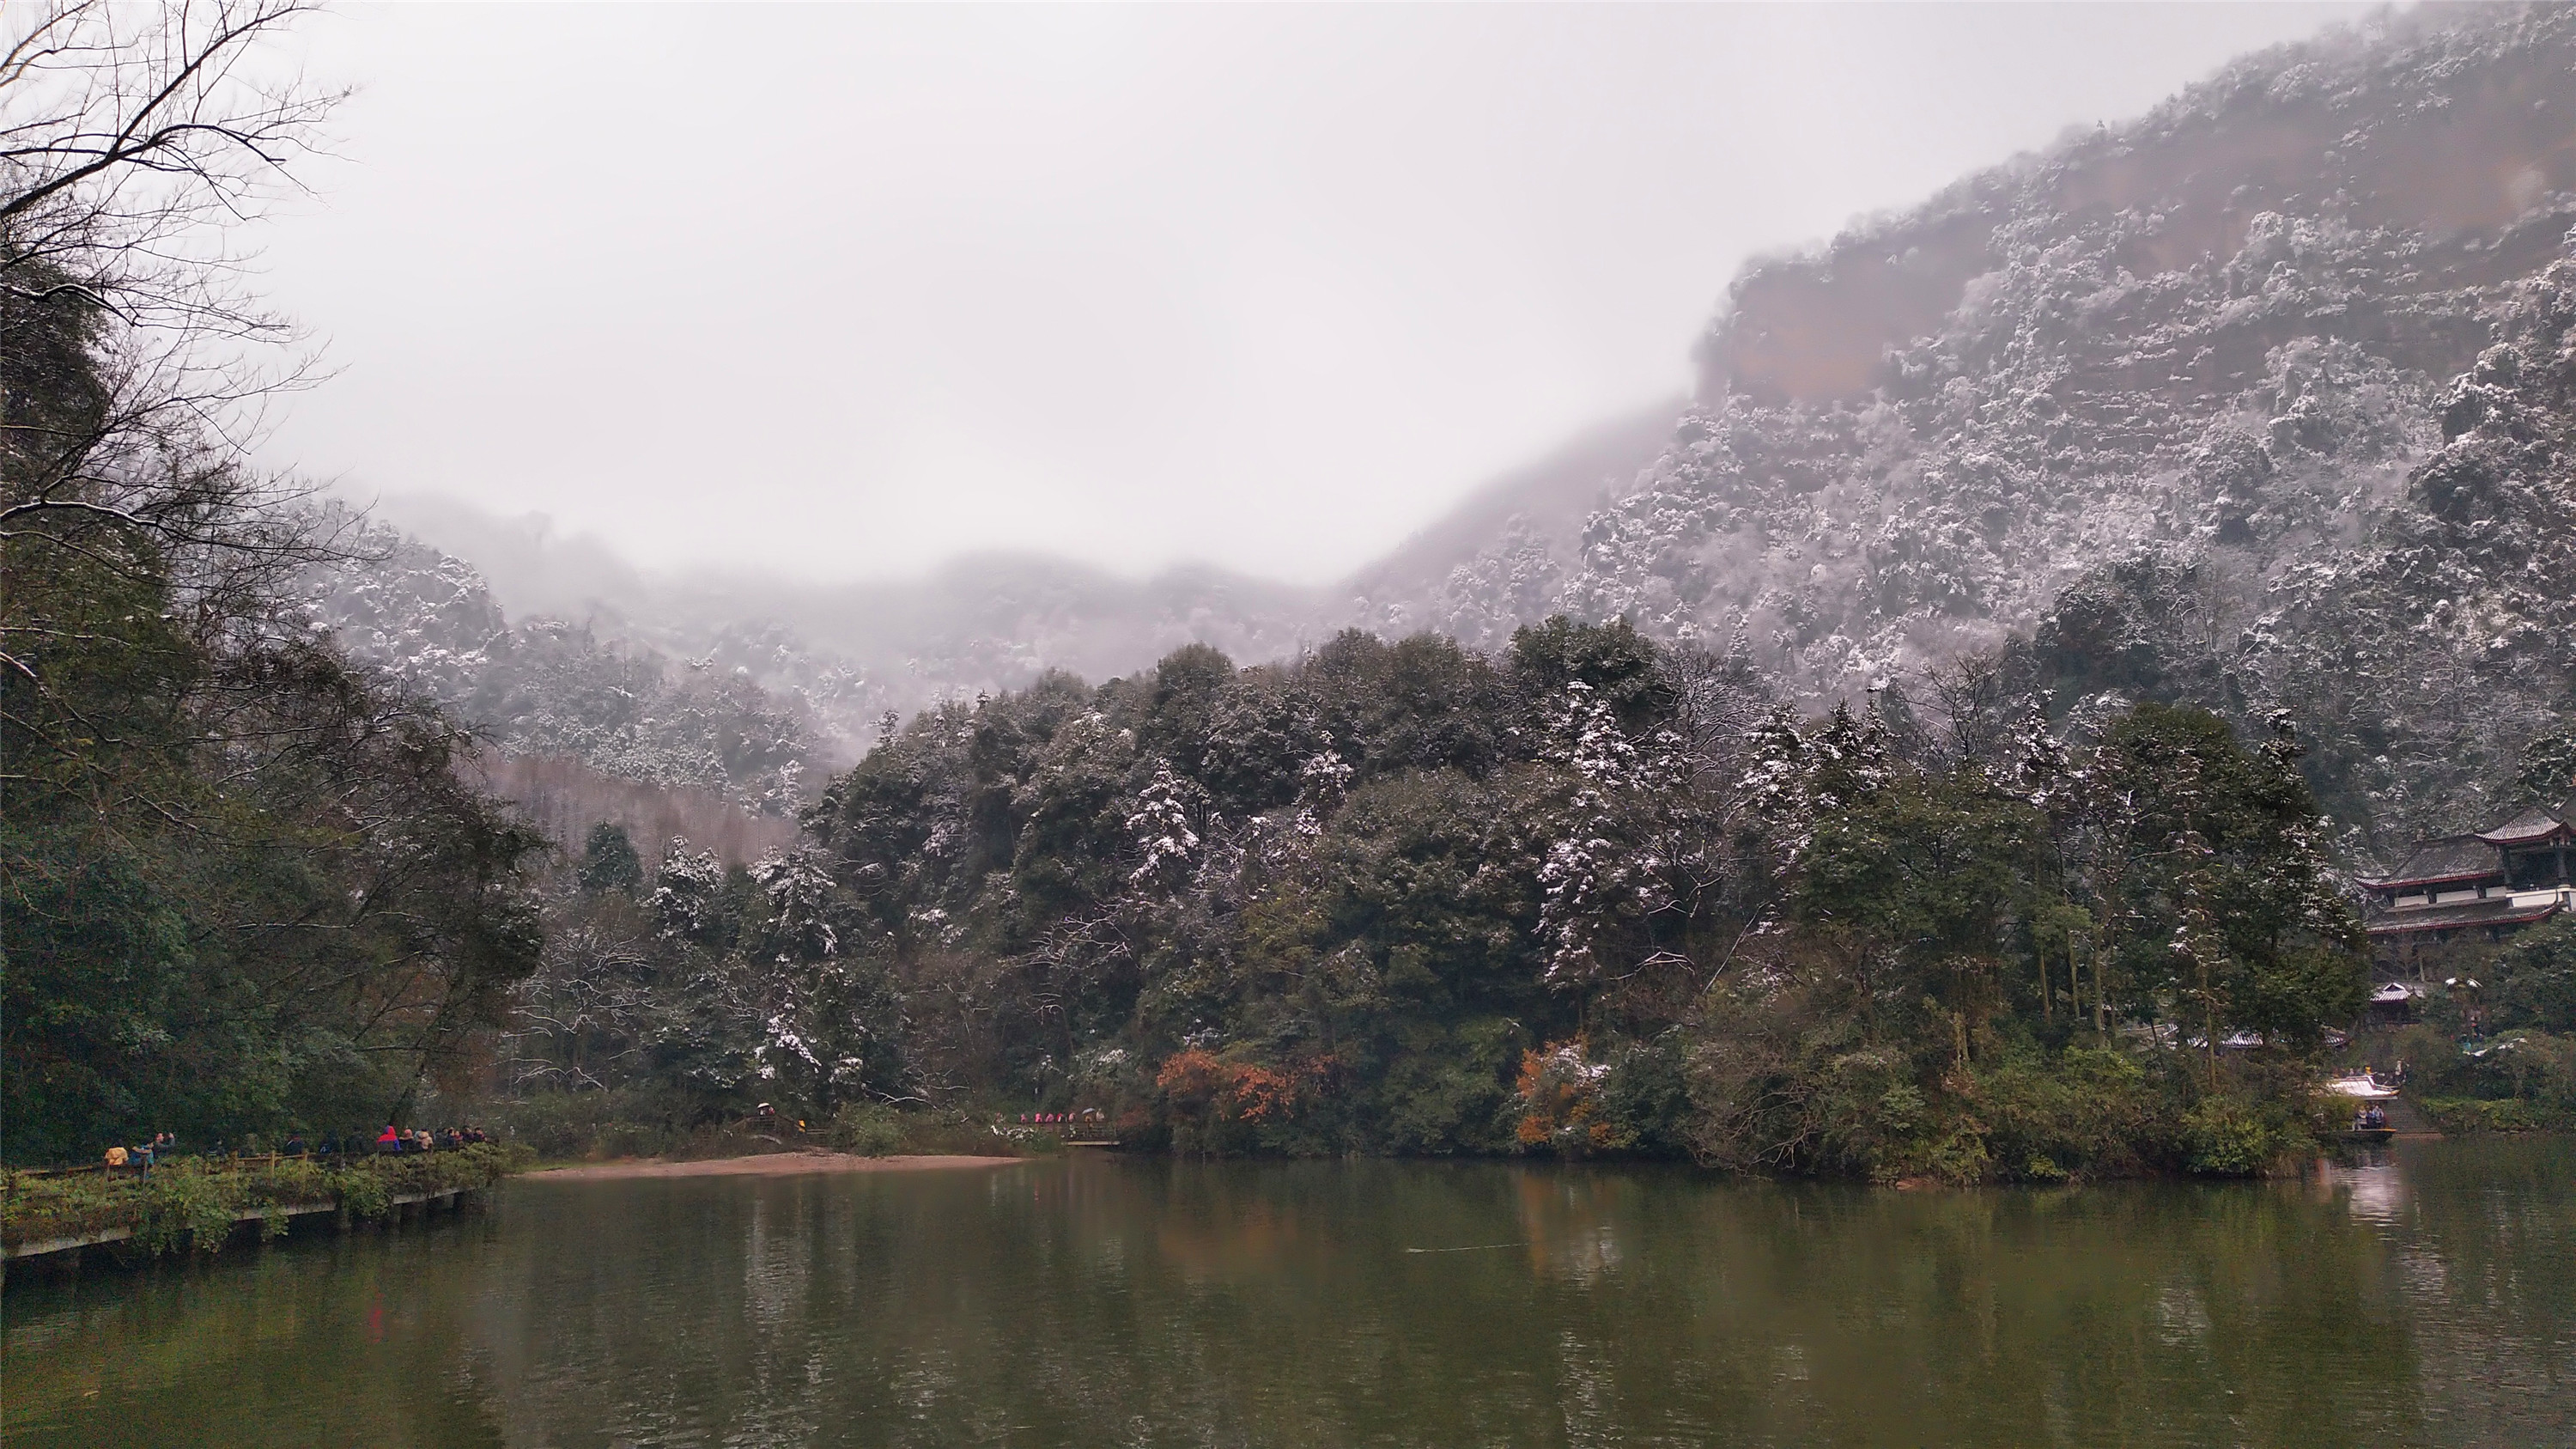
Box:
2476;805;2574;848
2364;835;2502;891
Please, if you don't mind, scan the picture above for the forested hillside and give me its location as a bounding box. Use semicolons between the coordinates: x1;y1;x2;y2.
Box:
368;494;1327;755
304;513;821;821
471;3;2573;1177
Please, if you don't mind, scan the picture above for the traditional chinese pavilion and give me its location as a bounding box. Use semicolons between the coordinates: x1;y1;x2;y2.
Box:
2360;802;2575;959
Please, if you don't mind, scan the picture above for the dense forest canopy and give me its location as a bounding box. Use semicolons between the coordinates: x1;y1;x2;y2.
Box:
498;618;2375;1181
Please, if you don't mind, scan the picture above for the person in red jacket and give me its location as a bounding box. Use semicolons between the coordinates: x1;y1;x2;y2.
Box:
377;1123;401;1153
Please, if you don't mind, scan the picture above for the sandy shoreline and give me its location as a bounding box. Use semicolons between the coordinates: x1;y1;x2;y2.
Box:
528;1152;1024;1182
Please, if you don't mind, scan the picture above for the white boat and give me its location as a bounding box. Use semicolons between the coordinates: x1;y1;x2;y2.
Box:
2324;1075;2399;1141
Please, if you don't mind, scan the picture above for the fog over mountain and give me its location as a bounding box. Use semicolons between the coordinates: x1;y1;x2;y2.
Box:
317;2;2574;865
358;398;1686;749
278;3;2370;584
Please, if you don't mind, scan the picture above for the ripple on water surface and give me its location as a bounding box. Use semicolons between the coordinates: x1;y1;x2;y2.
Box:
7;1139;2575;1448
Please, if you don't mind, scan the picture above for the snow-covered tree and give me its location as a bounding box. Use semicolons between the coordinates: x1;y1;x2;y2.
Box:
650;838;727;945
1126;759;1211;892
749;848;904;1119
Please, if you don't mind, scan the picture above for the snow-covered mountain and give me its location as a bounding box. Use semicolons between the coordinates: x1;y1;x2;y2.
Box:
1399;2;2576;851
1421;3;2566;668
305;511;817;819
321;2;2574;859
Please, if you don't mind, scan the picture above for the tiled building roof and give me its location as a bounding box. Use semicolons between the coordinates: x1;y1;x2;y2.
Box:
2365;801;2573;891
2475;805;2574;848
2364;834;2505;891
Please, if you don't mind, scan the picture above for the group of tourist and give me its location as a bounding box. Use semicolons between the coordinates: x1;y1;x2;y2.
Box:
283;1125;486;1155
1012;1111;1104;1126
359;1124;489;1154
100;1132;179;1172
97;1124;492;1172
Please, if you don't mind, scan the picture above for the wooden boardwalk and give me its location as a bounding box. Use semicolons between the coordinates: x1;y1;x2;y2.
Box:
4;1186;478;1263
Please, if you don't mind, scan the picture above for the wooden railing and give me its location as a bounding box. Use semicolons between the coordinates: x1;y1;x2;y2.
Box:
14;1146;480;1181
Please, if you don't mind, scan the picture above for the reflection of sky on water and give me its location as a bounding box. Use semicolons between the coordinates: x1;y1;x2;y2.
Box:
2318;1156;2459;1316
1554;1328;1623;1446
2319;1157;2411;1226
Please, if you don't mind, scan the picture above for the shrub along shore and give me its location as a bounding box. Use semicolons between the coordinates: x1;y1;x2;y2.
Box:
2;1143;532;1261
473;1094;1060;1165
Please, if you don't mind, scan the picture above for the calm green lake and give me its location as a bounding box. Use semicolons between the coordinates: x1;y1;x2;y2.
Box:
6;1140;2573;1447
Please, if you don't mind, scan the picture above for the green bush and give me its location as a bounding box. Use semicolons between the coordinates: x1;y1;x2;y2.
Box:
2;1144;531;1257
2467;1032;2576;1109
2387;1022;2576;1117
2488;918;2576;1034
1971;1044;2157;1181
826;1105;907;1156
1595;1036;1694;1158
2416;1095;2576;1133
2179;1094;2304;1177
335;1167;391;1221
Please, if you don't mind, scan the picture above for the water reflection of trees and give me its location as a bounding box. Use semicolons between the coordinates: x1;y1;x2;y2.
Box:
2;1225;513;1446
8;1147;2574;1446
2325;1139;2576;1442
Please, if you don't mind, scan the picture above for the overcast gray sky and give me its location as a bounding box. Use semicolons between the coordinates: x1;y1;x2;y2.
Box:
264;2;2371;587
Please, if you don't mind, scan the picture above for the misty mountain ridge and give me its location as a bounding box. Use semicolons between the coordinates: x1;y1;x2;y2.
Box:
356;492;1327;757
317;1;2574;862
336;397;1687;764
